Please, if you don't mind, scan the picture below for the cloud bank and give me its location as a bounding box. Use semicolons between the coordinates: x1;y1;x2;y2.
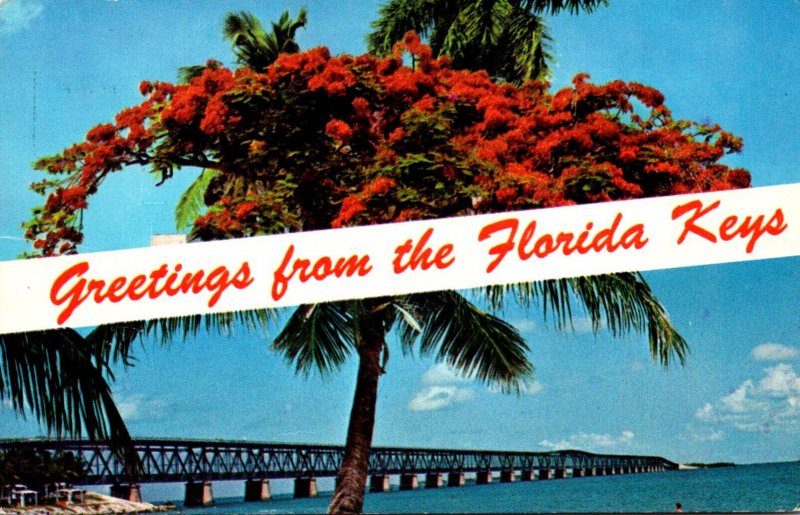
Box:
409;363;542;411
539;430;634;451
695;362;800;433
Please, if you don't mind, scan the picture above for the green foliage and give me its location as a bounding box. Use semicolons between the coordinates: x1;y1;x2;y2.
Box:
0;448;86;489
223;8;308;72
368;0;606;83
395;291;534;392
175;169;219;231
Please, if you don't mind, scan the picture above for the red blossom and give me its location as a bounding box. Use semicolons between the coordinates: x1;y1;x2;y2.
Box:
333;195;367;227
496;187;517;205
86;124;117;142
60;186;88;210
139;81;153;96
200;95;231;135
325;119;353;143
366;177;396;195
235;201;258;220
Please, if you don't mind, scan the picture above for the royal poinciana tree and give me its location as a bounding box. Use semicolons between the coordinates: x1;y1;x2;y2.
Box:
25;35;749;513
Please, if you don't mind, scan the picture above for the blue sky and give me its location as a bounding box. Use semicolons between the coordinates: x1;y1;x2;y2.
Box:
1;0;800;481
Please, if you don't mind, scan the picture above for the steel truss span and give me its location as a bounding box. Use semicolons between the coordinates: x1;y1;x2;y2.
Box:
0;439;678;484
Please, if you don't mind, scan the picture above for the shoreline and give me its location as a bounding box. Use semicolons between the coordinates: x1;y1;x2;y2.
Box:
0;493;173;515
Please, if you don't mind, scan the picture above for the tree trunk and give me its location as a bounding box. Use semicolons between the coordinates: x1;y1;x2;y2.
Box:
327;308;386;514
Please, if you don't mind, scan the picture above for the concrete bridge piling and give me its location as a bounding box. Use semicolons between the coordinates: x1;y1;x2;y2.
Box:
184;481;214;507
425;473;444;488
476;471;493;484
109;484;141;503
399;474;418;490
293;477;317;498
244;479;271;502
369;474;391;493
448;472;466;486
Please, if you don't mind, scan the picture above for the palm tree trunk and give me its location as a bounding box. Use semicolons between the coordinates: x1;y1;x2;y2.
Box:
327;309;386;514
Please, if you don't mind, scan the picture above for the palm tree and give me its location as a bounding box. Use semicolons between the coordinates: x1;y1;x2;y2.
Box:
145;8;686;514
368;0;607;83
224;8;308;71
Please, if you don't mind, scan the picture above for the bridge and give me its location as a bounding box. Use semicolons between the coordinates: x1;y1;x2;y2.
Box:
0;438;679;506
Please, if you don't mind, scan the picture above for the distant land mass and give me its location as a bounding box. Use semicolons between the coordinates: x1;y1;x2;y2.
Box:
685;462;736;468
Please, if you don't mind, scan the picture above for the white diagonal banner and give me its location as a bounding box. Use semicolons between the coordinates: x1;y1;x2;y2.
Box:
1;184;798;334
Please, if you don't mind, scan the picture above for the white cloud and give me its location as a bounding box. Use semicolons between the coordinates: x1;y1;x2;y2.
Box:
751;343;800;362
758;363;800;398
573;316;598;333
0;0;43;34
422;363;472;385
488;379;543;395
695;402;715;422
116;394;165;421
539;430;634;451
684;425;724;442
412;363;542;412
720;380;764;414
510;318;536;333
520;380;543;395
630;359;646;372
695;363;800;434
408;386;474;412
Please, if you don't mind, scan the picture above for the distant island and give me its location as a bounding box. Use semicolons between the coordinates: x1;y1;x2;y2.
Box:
685;462;736;468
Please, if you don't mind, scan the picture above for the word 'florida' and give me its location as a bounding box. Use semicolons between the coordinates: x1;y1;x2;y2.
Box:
478;213;648;273
50;261;253;324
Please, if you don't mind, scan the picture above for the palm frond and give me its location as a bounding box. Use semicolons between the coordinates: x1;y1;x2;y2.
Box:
270;6;308;56
516;0;608;15
484;273;688;365
223;9;307;72
175;169;219;231
397;291;533;392
177;64;208;84
87;309;276;360
460;0;510;48
367;0;437;55
501;7;552;82
0;329;138;476
272;302;354;376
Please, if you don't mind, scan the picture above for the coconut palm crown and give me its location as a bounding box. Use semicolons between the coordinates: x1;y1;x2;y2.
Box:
368;0;607;83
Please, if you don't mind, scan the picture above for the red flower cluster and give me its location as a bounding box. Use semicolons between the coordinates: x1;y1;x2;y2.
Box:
26;33;751;255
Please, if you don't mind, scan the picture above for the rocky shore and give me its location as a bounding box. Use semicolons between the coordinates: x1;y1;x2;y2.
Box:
0;493;174;515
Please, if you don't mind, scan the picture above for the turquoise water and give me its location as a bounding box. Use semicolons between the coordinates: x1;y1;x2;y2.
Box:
175;462;800;513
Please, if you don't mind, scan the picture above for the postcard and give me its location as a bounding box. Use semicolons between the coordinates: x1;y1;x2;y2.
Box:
1;1;798;513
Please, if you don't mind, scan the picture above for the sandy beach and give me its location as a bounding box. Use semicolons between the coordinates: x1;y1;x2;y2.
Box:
0;492;172;515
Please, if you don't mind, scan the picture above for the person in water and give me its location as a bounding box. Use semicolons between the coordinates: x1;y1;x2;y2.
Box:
675;502;683;512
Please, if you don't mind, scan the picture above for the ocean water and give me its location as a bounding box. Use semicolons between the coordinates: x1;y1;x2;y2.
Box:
175;461;800;514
